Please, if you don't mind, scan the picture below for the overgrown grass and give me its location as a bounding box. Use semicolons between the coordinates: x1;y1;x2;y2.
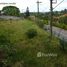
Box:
53;22;67;30
0;19;67;67
43;19;67;30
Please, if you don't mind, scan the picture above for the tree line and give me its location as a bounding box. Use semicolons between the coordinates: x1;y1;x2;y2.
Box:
0;6;30;17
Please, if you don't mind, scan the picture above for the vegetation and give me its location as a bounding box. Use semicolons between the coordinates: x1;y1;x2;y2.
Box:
52;15;67;30
0;19;67;67
25;7;30;18
36;18;45;28
59;39;67;51
2;6;20;16
35;9;67;30
59;16;67;25
26;28;37;39
53;22;67;30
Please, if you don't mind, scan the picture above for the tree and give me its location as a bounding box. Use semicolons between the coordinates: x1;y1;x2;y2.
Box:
59;16;67;25
63;9;67;14
0;10;1;15
2;6;20;16
25;7;30;18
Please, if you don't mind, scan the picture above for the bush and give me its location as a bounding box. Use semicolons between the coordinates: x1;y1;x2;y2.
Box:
59;16;67;25
28;16;36;21
0;34;10;45
26;29;37;39
36;19;44;28
0;34;22;67
2;6;20;16
59;39;67;51
53;22;67;30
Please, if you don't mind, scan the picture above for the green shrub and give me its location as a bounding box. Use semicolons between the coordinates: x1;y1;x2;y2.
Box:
59;39;67;51
53;22;67;30
26;29;37;39
0;34;22;67
59;16;67;25
36;19;44;28
0;34;10;45
44;20;48;25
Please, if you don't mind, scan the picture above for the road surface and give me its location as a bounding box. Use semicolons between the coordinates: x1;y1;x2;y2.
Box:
44;25;67;41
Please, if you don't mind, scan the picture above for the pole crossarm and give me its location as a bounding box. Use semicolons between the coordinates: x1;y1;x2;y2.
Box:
36;0;42;4
36;0;42;16
53;0;64;10
52;0;57;4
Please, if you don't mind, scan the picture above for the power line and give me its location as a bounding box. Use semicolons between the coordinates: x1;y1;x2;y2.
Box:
53;0;64;10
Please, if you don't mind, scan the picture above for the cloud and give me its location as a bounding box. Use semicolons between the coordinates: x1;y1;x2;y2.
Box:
0;0;67;12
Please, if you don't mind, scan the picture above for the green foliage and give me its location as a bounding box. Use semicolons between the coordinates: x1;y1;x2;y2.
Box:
0;34;22;67
2;6;20;16
59;16;67;25
0;19;67;67
36;18;45;28
59;39;67;51
59;39;65;50
44;20;48;25
25;7;30;18
26;29;37;39
0;34;10;45
53;22;67;30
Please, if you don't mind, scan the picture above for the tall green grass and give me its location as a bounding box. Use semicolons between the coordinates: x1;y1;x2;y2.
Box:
0;19;67;67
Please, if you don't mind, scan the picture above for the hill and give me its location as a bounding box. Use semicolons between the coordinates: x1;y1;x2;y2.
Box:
0;19;67;67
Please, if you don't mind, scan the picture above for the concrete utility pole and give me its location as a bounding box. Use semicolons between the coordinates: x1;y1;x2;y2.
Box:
36;0;42;16
50;0;64;38
50;0;53;38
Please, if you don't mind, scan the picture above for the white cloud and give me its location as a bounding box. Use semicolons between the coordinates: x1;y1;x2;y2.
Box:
0;0;67;12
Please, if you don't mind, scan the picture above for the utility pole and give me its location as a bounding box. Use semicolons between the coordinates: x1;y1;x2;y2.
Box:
50;0;64;38
36;0;42;16
50;0;53;38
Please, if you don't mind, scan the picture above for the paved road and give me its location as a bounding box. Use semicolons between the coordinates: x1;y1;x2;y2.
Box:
0;15;21;20
44;25;67;41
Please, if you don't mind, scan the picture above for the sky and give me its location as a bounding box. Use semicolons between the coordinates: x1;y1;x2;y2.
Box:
0;0;67;12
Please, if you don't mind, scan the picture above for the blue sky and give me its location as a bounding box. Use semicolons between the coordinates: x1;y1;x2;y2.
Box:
0;0;67;12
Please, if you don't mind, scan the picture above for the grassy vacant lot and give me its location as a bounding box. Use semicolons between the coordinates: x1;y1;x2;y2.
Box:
0;19;67;67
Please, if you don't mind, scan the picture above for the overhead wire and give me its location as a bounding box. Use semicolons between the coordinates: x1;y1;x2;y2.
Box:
53;0;64;10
